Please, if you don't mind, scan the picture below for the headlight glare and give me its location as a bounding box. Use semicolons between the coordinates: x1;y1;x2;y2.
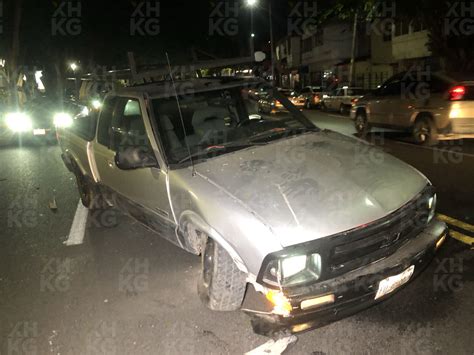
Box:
91;99;102;110
54;112;73;128
281;255;307;278
5;112;33;132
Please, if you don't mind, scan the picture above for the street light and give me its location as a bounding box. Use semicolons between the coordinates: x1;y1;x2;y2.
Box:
244;0;275;83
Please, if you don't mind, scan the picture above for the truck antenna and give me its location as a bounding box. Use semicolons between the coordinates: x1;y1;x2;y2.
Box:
165;53;196;177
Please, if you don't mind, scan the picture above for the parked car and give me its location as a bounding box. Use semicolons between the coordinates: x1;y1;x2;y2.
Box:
257;88;304;113
299;86;325;109
351;71;474;145
322;87;367;114
58;77;447;336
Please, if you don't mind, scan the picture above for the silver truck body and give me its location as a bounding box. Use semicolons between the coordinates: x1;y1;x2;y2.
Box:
58;77;446;335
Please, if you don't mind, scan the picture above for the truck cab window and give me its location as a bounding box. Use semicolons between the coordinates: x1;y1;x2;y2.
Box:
97;96;117;146
110;98;152;153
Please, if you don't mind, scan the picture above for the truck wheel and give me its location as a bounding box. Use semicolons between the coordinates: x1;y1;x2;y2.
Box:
413;116;438;146
74;171;106;210
355;111;370;137
198;238;247;311
339;104;346;115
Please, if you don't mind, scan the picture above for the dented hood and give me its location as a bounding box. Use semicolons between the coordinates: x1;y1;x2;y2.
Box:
194;131;428;247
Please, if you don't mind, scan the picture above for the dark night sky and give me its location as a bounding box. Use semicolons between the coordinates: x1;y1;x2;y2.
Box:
1;0;295;68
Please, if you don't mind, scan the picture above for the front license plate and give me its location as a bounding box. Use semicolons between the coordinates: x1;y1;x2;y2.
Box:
375;265;415;300
33;129;46;136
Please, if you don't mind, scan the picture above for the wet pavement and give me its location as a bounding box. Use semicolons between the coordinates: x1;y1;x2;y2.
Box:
0;111;473;354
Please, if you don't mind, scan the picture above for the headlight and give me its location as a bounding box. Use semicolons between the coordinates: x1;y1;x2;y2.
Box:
54;113;73;128
81;106;90;116
427;193;437;223
91;99;102;110
5;112;33;132
262;253;322;288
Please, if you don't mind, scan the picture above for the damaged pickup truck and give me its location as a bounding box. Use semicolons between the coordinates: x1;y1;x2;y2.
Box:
58;77;447;336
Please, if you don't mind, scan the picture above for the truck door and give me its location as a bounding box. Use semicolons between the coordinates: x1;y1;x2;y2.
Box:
369;77;401;125
93;96;177;242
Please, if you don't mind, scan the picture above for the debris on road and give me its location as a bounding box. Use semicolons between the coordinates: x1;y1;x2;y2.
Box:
245;336;297;355
49;197;58;211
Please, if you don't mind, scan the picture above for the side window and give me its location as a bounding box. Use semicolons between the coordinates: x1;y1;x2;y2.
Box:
430;76;451;94
110;98;151;152
72;113;97;141
97;96;117;146
380;74;404;96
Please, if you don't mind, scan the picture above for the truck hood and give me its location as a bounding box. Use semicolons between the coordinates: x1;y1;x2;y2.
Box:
194;130;428;247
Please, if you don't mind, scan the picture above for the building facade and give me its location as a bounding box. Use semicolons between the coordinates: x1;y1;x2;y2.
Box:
275;17;433;91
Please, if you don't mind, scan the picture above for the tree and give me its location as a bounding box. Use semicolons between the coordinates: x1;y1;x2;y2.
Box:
8;0;23;106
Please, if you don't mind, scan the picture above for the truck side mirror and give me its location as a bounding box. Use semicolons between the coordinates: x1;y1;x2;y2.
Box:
115;146;159;170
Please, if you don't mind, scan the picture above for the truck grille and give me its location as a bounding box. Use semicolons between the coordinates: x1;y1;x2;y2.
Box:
326;187;433;278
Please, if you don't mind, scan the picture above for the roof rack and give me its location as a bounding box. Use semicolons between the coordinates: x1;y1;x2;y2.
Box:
128;52;257;85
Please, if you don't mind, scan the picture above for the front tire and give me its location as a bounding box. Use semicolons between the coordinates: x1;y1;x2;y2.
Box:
355;111;370;137
74;170;109;210
339;104;346;115
413;115;438;146
198;238;247;311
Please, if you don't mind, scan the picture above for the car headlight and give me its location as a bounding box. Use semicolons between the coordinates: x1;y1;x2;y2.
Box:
5;112;33;132
81;106;90;116
91;99;102;110
427;193;437;223
54;112;73;128
262;253;322;288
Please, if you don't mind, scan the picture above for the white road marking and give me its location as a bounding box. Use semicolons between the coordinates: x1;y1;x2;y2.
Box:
245;336;297;355
63;200;89;246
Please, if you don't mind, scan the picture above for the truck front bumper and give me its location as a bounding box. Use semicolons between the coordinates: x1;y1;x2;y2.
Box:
242;219;447;336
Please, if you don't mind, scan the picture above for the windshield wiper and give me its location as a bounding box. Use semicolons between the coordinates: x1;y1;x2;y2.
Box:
178;142;263;164
248;127;317;143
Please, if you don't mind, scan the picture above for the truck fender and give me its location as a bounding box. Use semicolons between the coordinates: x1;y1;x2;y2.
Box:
178;211;248;274
64;149;88;177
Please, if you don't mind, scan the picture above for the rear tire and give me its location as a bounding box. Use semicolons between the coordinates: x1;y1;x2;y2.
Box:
413;115;438;146
339;104;346;115
198;238;247;311
355;111;370;137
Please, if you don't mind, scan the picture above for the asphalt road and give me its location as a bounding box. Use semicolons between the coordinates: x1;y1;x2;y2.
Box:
0;111;473;354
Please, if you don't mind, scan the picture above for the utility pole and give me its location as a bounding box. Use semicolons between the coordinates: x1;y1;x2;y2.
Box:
269;0;275;84
250;8;255;57
349;11;358;87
